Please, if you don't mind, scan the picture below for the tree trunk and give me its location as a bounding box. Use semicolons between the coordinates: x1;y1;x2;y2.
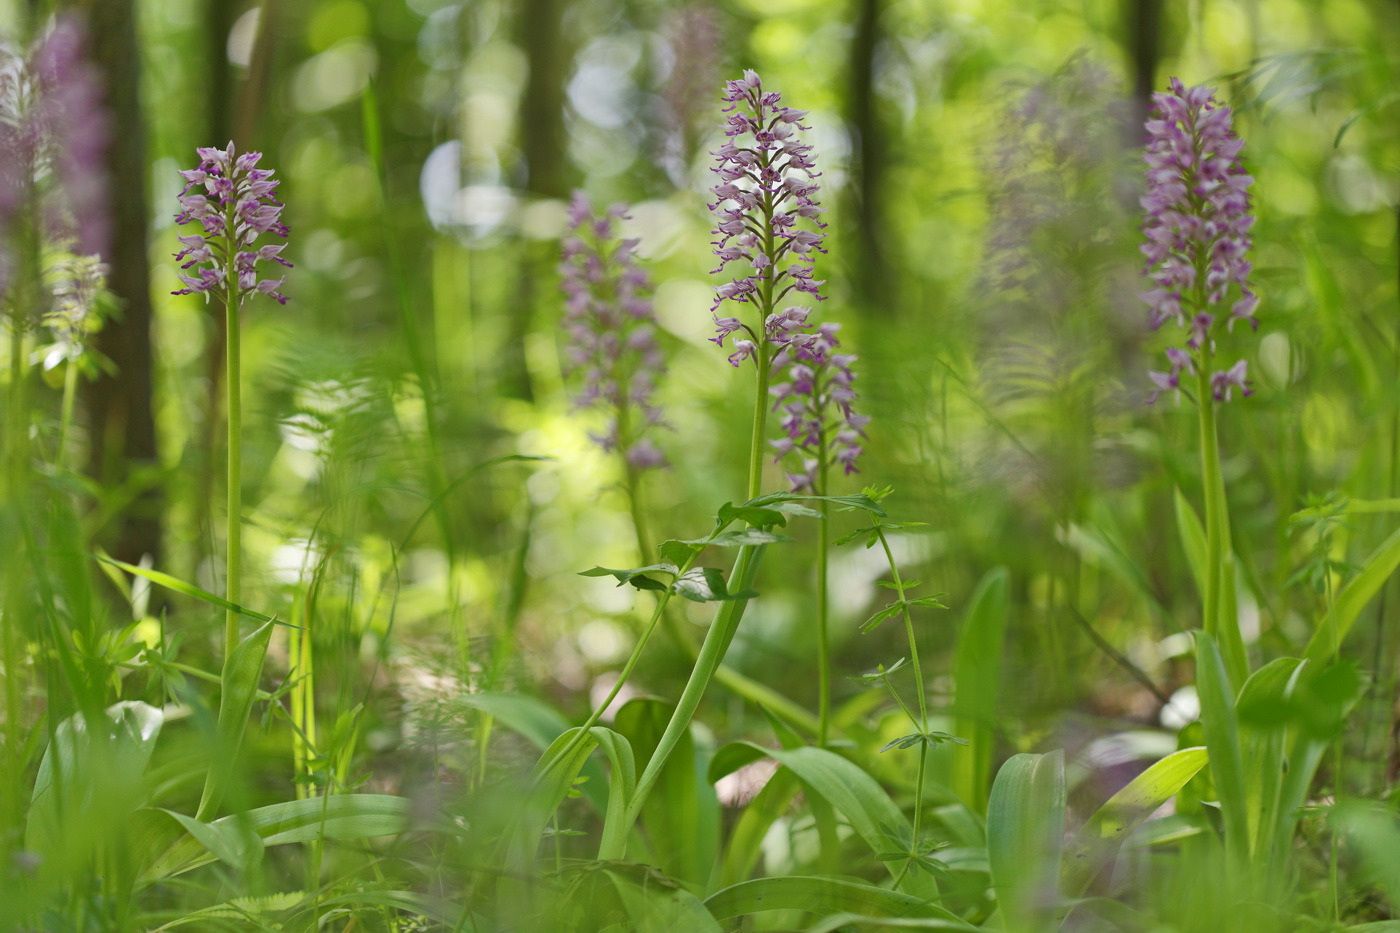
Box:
76;0;161;567
846;0;891;317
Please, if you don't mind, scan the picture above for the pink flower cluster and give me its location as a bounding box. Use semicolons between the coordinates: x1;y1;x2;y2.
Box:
770;322;868;491
1140;79;1256;404
560;192;667;471
173;142;290;305
708;70;827;366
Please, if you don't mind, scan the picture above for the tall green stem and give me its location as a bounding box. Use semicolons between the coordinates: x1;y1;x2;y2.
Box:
1195;365;1247;689
816;460;831;746
224;225;241;659
599;543;765;858
55;356;79;472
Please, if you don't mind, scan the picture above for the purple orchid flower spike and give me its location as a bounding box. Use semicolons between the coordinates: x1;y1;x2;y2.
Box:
172;141;291;305
559;191;668;471
769;322;867;492
707;70;827;366
1141;78;1257;404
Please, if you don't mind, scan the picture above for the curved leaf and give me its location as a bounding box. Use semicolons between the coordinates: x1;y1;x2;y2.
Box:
987;751;1065;933
1061;747;1208;896
1305;524;1400;661
950;567;1009;813
705;876;964;923
141;794;411;882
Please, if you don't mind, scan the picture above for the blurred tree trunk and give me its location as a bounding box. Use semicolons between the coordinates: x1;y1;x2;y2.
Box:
75;0;161;566
504;0;571;402
1125;0;1163;127
846;0;892;317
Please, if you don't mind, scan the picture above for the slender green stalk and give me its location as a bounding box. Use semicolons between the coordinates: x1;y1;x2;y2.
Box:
1195;365;1247;688
54;355;79;472
599;543;764;858
224;225;242;659
816;454;831;746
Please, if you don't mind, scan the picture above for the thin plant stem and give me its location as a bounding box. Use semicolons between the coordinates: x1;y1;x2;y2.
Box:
224;220;242;659
1195;364;1247;689
816;457;831;746
55;356;79;472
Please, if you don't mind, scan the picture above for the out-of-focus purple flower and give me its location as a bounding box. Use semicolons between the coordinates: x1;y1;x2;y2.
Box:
1141;78;1256;405
43;251;106;363
659;4;721;184
0;16;111;305
708;71;826;366
560;191;668;471
769;322;867;491
31;16;109;257
172;142;291;305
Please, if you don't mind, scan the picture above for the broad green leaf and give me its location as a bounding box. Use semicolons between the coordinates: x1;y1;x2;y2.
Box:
501;727;600;876
26;701;164;860
950;567;1009;815
1305;524;1400;662
613;698;719;887
606;868;725;933
1194;633;1248;860
714;766;799;889
704;876;965;922
717;742;939;901
456;691;608;813
197;620;274;820
1236;657;1301;857
986;750;1065;933
141;794;411;882
1335;800;1400;908
161;810;264;876
591;726;639;862
1060;747;1208;897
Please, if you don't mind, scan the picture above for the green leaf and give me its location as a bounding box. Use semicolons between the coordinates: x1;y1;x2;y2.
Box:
704;876;968;923
1060;747;1209;897
686;529;793;547
671;567;758;603
611;699;719;886
141;794;411;882
605;868;725;933
579;564;677;591
659;540;704;566
860;602;904;634
197;620;275;820
986;750;1065;933
455;692;608;814
834;525;877;547
950;567;1009;815
160;810;264;876
745;491;887;516
590;726;638;861
717;502;788;528
96;554;296;628
771;501;824;519
1174;489;1209;603
717;742;940;901
1305;524;1400;661
1195;632;1249;860
26;701;164;861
